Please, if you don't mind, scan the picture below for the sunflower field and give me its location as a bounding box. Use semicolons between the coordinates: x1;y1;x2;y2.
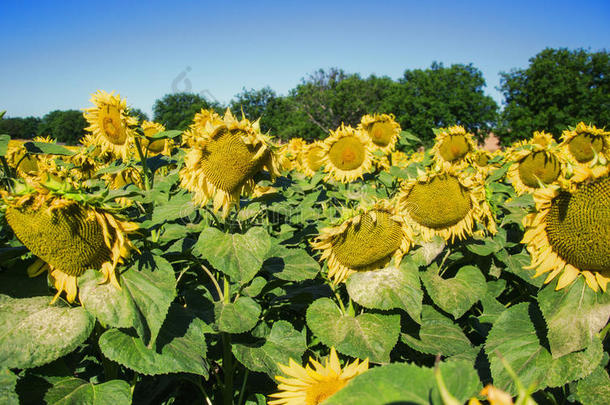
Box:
0;91;609;405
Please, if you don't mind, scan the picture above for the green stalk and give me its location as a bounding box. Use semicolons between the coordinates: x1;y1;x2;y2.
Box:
222;276;234;405
237;369;249;405
134;137;150;190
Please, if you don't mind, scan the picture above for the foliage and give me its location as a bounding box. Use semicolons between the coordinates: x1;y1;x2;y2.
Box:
0;116;41;140
153;92;222;130
36;110;87;145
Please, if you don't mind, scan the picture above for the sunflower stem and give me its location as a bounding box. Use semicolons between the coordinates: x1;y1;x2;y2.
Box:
237;369;249;405
201;264;224;302
134;137;150;190
222;332;234;405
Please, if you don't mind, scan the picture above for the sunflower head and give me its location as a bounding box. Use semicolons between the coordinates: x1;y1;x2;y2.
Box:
560;122;609;166
431;125;477;169
140;120;174;156
522;169;610;292
268;347;369;405
83;90;138;160
321;124;373;183
300;141;325;177
311;200;413;284
398;167;496;242
359;113;401;154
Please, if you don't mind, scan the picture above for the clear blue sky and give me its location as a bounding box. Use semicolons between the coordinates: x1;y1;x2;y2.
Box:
1;0;608;118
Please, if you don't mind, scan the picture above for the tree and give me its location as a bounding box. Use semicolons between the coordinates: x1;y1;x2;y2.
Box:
129;108;149;123
37;110;87;145
0;116;41;140
395;62;498;145
230;87;277;129
497;48;610;144
153;93;222;130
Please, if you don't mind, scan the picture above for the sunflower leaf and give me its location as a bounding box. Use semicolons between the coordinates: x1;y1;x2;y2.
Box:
0;134;10;157
420;265;487;319
232;320;306;377
194;227;271;285
345;260;423;323
306;298;400;363
23;141;74;156
574;365;610;405
98;304;208;376
0;295;95;369
44;378;132;405
537;277;610;358
485;302;603;395
214;296;261;334
0;368;18;405
262;243;320;281
430;359;482;405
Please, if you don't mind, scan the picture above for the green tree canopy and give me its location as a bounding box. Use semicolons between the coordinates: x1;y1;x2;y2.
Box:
129;108;149;123
0;116;41;140
37;110;87;145
153;93;221;130
497;48;610;144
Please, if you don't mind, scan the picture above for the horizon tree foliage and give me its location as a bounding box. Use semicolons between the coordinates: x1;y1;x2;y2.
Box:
497;48;610;144
36;110;87;145
0;116;41;140
129;108;149;123
153;92;222;130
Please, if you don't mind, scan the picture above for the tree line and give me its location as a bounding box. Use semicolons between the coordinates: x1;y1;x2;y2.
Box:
1;48;608;146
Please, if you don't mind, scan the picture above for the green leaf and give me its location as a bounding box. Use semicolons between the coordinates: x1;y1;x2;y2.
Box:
151;192;196;225
0;295;94;369
241;276;267;298
306;298;400;363
233;320;306;377
324;363;435;405
194;227;271;285
402;306;475;357
346;261;422;323
148;129;183;139
537;277;610;358
121;255;177;346
0;368;18;405
411;239;446;266
421;265;487;319
263;244;319;281
574;366;610;405
0;134;10;157
99;305;208;376
44;378;131;405
214;296;261;334
494;249;543;287
23;141;74;156
485;302;603;394
430;359;481;405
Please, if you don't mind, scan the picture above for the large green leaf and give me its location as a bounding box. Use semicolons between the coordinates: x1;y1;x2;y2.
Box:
324;363;435;405
23;141;74;156
0;295;94;369
194;227;271;285
574;366;610;405
306;298;400;363
214;296;261;334
537;277;610;358
233;321;306;377
120;254;177;346
485;302;603;394
44;378;131;405
420;265;487;319
78;270;136;329
430;359;482;405
346;261;422;323
0;134;10;157
0;368;18;405
151;192;196;225
402;305;476;357
99;305;208;376
263;243;319;281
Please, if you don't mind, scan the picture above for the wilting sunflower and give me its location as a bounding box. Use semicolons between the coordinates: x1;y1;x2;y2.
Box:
268;347;369;405
398;167;496;242
522;166;610;291
321;124;373;183
140;120;174;156
5;140;42;179
102;166;143;207
391;150;410;168
431;125;477;170
179;109;278;217
311;200;413;284
506;131;565;195
300;141;326;177
2;184;138;303
560;122;609;168
83;90;138;160
359;113;401;154
278;137;306;172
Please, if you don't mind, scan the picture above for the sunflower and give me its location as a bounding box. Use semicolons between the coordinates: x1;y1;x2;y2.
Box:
560;122;609;168
268;347;369;405
179;109;278;217
140;120;174;156
5;140;42;179
83;90;138;160
397;167;496;243
359;113;401;154
431;125;477;170
321;124;373;183
102;166;143;206
278;138;306;172
391;150;410;168
2;185;138;303
300;141;325;177
506;131;565;195
522;167;610;291
311;200;413;284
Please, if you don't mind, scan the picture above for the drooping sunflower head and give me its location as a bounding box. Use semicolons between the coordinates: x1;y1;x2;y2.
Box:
506;131;565;195
559;122;609;167
83;90;138;160
102;166;143;207
398;167;496;243
2;185;138;303
268;347;369;405
311;200;413;284
140;120;174;156
5;140;42;179
321;124;373;183
522;169;610;292
300;141;326;177
431;125;477;169
190;108;222;134
278;137;306;172
179;108;279;217
359;113;401;154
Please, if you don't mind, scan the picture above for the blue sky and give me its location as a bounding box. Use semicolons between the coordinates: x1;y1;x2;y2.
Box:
1;0;608;118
